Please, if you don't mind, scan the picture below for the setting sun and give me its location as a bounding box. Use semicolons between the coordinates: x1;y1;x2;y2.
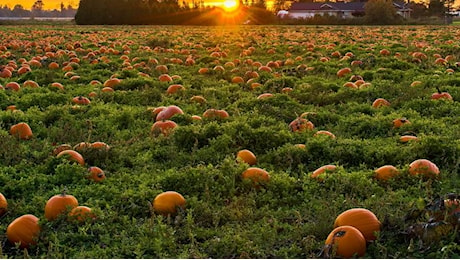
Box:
222;0;239;12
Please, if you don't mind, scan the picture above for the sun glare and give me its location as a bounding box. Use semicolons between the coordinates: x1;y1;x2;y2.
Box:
222;0;239;12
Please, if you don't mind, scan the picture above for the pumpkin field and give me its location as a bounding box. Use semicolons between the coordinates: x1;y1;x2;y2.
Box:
0;25;459;258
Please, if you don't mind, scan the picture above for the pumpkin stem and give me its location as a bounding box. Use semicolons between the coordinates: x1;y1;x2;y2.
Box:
436;86;442;94
62;187;68;196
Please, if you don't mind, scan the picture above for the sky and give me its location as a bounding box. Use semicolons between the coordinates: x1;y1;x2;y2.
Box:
2;0;79;10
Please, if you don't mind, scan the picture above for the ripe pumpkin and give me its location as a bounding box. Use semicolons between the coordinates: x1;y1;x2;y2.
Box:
408;159;440;178
0;192;7;216
57;150;85;166
314;130;336;139
311;165;337;179
87;166;106;182
6;214;40;249
393;118;411;128
203;109;229;119
337;67;352;78
334;208;381;241
289;118;314;132
399;135;419;143
166;84;185;94
10;122;33;140
153;191;186;216
52;144;72;156
5;82;21;91
45;192;79;221
372;98;390;108
73;142;92;152
374;165;400;181
151;120;178;137
91;141;110;151
236;149;257;165
72;96;91;105
156;105;184;121
241;167;270;186
103;78;121;88
325;225;366;258
68;206;96;222
190;95;207;104
431;87;453;101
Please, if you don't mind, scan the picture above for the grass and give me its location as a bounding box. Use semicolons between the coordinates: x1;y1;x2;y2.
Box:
0;25;459;258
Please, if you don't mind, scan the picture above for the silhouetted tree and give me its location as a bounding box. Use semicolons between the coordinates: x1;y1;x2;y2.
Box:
364;0;400;24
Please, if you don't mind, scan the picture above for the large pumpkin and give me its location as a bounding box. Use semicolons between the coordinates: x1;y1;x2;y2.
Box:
6;214;40;248
0;192;7;216
334;208;381;241
57;150;85;166
10;122;33;140
153;191;186;216
325;225;366;258
408;159;439;178
68;206;96;222
45;193;79;221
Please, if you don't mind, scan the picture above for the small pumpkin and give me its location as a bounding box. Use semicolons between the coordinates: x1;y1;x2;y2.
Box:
374;165;400;181
45;192;79;221
57;150;85;166
10;122;33;140
52;144;72;156
91;141;110;151
314;130;336;139
334;208;381;241
325;225;366;258
408;159;439;178
153;191;186;216
87;166;106;182
72;96;91;105
236;149;257;165
393;117;411;128
399;135;419;143
431;87;453;101
203;109;229;119
68;206;96;222
372;98;390;108
0;192;7;216
6;214;40;249
289;118;314;132
311;165;337;179
156;105;184;121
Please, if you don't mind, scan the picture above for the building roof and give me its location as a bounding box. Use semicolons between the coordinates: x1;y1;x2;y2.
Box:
289;1;409;12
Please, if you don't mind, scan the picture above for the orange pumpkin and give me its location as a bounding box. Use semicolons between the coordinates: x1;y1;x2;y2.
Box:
73;142;92;152
372;98;390;108
166;84;185;94
190;95;207;104
87;166;106;182
6;214;40;249
241;167;270;186
10;122;33;140
431;87;453;101
408;159;439;178
399;135;419;143
68;206;96;222
5;82;21;91
337;67;352;78
91;141;110;150
314;130;336;139
45;192;79;221
156;105;184;121
203;109;229;119
374;165;400;181
153;191;186;216
0;192;7;216
57;150;85;166
52;144;72;156
311;165;337;179
393;118;411;128
236;149;257;165
103;78;121;88
334;208;381;241
325;225;366;258
289;118;314;132
151;120;178;137
72;96;91;105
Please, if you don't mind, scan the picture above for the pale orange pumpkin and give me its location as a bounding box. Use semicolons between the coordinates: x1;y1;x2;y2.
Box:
236;149;257;165
68;206;96;222
0;192;7;216
241;167;270;186
57;150;85;166
10;122;33;140
374;165;400;181
408;159;439;178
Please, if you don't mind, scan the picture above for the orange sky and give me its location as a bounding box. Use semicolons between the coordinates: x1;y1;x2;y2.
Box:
2;0;78;10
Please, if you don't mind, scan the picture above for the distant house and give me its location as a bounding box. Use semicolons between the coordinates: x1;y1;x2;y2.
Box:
285;1;411;19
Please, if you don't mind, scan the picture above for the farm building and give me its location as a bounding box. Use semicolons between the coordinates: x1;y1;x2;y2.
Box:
284;1;411;19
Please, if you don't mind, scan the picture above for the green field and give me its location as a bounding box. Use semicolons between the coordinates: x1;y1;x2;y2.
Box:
0;25;459;258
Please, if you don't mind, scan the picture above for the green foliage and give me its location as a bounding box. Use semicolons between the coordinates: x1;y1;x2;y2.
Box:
0;25;459;259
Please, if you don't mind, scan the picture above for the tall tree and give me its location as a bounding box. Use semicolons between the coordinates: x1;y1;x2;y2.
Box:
364;0;399;24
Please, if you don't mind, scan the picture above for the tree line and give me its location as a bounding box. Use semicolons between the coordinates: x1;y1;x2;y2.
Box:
0;1;77;18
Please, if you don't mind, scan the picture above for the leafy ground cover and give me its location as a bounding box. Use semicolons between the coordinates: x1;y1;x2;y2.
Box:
0;25;459;258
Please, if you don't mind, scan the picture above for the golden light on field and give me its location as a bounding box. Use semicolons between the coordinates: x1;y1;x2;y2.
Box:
2;0;77;9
